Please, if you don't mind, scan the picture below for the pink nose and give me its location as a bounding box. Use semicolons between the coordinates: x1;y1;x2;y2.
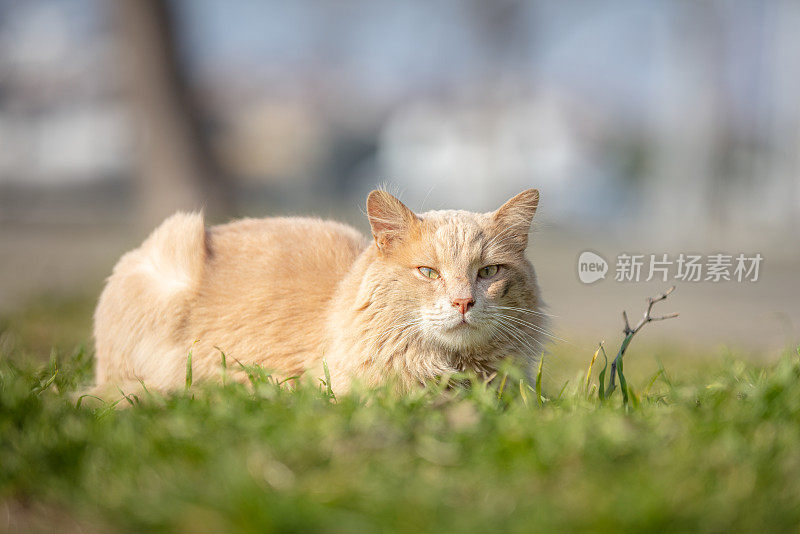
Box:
451;298;475;315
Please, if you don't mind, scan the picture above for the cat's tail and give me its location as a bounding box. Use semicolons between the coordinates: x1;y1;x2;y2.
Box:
129;211;208;295
92;212;208;392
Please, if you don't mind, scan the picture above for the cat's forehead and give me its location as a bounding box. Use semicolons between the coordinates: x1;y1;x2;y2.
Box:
418;209;490;261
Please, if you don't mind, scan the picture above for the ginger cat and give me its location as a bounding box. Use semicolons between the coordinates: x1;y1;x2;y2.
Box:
92;189;547;396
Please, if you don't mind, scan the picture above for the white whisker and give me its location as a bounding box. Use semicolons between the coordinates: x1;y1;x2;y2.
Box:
492;319;543;357
490;305;556;318
492;313;565;344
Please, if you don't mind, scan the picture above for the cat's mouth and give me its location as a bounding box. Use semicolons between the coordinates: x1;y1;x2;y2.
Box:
434;317;492;350
448;317;474;330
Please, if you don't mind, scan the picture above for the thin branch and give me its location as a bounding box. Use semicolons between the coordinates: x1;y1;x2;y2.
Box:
607;286;679;394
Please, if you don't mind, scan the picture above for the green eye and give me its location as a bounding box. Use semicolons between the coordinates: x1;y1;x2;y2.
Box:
417;266;440;279
478;265;500;278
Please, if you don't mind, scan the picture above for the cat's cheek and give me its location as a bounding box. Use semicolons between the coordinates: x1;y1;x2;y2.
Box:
485;278;512;301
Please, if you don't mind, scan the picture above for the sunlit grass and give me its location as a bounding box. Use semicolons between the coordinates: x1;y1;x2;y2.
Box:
2;338;800;532
2;296;800;531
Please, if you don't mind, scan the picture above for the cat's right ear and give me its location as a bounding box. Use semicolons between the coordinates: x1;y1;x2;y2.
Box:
366;190;419;250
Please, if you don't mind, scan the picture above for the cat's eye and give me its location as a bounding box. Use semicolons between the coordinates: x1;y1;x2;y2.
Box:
417;266;440;279
478;265;500;278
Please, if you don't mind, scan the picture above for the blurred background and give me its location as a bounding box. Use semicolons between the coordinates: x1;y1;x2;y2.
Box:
1;0;798;371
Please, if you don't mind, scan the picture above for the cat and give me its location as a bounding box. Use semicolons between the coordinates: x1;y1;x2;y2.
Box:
91;189;547;397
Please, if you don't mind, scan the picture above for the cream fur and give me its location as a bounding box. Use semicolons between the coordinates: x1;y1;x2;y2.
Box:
92;190;547;396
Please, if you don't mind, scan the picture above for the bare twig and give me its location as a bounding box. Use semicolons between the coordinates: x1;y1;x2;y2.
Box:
607;286;679;395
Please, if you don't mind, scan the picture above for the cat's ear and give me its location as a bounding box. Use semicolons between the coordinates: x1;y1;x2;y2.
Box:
366;190;419;250
491;189;539;251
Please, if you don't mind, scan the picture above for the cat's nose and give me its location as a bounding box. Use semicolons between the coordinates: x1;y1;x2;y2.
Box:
451;298;475;315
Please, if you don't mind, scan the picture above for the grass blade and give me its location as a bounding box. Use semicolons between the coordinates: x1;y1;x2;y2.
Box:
643;369;664;396
117;386;136;406
586;345;600;391
215;346;227;370
215;346;227;385
557;380;569;400
598;344;608;401
185;350;193;391
322;359;335;400
75;394;105;409
35;367;58;396
185;340;199;392
617;359;629;405
535;354;544;406
497;373;508;400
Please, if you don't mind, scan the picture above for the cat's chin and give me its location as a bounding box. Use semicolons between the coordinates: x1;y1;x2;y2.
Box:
428;323;490;351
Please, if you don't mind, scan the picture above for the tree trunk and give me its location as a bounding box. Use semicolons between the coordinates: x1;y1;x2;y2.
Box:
113;0;232;228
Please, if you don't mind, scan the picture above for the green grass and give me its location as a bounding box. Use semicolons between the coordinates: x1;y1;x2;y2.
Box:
2;345;800;532
2;296;800;532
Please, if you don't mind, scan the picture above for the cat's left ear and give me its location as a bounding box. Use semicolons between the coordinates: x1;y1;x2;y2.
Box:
492;189;539;251
366;190;419;250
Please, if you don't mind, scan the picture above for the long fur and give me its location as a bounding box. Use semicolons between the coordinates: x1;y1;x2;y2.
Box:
91;190;546;396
